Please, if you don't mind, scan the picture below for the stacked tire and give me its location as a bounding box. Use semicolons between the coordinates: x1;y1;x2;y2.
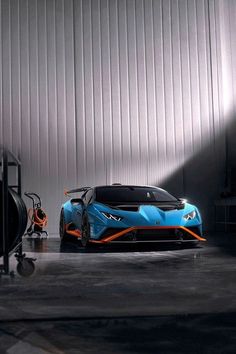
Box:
0;181;27;256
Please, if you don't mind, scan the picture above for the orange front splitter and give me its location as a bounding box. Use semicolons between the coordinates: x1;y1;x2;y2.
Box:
65;224;206;244
89;226;206;244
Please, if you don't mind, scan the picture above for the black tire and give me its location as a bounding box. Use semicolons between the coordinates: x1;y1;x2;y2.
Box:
81;214;91;248
17;259;35;277
0;182;28;256
59;209;68;241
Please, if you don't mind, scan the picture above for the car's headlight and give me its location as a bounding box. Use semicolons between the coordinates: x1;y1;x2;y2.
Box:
101;212;123;222
183;210;196;221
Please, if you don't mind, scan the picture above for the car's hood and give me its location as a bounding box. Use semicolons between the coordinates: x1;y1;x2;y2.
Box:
89;202;201;227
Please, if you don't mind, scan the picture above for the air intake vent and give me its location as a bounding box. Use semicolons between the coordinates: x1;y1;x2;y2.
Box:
110;205;139;212
117;206;139;212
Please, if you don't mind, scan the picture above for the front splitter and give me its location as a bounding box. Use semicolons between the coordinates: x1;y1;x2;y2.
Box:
89;226;206;244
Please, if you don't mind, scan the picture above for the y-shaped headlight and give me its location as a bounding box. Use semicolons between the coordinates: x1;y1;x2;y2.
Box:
183;210;196;221
101;212;123;222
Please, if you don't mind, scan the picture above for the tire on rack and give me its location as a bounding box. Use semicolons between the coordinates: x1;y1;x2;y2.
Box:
0;181;28;256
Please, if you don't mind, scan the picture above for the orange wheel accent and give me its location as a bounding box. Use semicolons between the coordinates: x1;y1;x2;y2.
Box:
65;223;82;238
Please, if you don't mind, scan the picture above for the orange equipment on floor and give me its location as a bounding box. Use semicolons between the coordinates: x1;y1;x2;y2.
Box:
24;192;48;238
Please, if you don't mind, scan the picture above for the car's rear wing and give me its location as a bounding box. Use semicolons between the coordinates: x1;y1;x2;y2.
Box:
64;187;91;196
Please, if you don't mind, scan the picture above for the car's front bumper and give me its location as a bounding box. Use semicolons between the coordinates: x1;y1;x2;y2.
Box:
89;226;206;244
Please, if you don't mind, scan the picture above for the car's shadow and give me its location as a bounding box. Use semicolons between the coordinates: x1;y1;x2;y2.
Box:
23;236;204;254
59;238;202;253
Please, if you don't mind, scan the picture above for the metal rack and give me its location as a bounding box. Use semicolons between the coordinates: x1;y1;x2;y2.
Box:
0;148;35;277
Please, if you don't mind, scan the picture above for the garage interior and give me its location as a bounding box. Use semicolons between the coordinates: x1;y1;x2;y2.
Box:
1;0;236;352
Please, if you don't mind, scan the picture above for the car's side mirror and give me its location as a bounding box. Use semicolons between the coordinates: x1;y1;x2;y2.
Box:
71;198;84;205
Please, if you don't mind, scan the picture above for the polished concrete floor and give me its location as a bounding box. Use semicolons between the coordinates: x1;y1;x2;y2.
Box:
1;234;236;353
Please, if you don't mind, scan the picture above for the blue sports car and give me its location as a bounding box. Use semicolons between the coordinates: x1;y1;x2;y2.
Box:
59;184;206;247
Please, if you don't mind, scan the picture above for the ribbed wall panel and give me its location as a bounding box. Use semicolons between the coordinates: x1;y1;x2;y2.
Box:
0;0;233;232
223;0;236;163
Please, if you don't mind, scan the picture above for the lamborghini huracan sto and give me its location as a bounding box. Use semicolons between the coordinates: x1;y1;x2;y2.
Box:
59;184;206;247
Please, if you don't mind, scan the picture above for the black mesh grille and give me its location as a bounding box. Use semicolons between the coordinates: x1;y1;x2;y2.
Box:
157;206;177;211
114;206;139;211
136;229;178;241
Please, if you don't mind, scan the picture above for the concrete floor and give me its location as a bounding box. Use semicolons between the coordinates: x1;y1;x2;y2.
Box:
1;234;236;353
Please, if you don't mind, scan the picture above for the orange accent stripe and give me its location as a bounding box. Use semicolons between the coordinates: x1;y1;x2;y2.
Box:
92;226;206;244
65;223;81;238
64;224;206;243
67;230;81;238
180;226;206;241
100;227;136;243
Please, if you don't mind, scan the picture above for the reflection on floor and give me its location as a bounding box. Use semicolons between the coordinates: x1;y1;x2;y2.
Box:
0;234;236;353
1;313;236;354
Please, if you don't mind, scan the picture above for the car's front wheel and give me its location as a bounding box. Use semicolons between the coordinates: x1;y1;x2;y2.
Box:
81;214;91;247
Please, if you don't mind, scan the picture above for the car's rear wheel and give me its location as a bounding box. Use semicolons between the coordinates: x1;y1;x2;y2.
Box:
59;209;68;241
81;214;91;248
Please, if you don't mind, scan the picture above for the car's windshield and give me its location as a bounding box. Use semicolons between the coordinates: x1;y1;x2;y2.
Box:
95;186;178;203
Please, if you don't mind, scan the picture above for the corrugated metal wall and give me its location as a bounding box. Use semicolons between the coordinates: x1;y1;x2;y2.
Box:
0;0;233;232
220;0;236;165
